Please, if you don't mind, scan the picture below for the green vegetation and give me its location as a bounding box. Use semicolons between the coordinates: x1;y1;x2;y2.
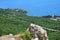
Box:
0;8;60;40
20;30;33;40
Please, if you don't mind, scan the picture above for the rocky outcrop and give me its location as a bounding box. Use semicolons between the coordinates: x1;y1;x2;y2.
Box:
0;34;15;40
0;34;23;40
28;23;48;40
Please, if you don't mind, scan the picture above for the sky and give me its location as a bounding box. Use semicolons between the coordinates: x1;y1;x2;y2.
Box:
0;0;60;16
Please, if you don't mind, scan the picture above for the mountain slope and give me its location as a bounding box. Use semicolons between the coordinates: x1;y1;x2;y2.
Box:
0;8;60;40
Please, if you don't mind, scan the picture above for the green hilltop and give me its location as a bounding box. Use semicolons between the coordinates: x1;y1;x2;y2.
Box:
0;8;60;40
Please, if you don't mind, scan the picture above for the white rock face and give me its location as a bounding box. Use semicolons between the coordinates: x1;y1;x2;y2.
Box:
10;38;15;40
29;23;49;40
30;23;36;27
9;34;13;36
0;37;15;40
31;38;39;40
0;34;15;40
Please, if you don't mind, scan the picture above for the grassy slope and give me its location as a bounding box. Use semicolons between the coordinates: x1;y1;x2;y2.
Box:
0;9;60;40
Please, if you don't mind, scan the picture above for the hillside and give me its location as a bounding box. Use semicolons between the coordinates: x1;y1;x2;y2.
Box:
0;8;60;40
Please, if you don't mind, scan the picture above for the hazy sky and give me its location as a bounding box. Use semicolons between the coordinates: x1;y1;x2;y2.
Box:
0;0;60;16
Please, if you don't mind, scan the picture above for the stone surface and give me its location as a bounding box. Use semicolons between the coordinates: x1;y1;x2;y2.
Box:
29;23;48;40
